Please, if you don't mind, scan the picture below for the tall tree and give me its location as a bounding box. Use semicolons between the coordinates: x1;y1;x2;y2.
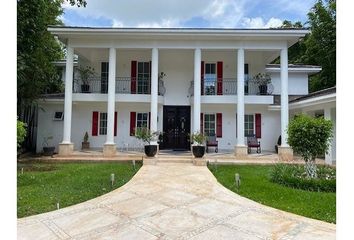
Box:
303;0;336;92
17;0;87;111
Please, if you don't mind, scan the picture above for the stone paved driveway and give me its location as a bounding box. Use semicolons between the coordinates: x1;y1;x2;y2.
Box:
18;164;336;239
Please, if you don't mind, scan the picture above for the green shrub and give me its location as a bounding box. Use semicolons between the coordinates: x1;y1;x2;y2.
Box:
17;120;27;149
270;164;336;192
287;114;333;178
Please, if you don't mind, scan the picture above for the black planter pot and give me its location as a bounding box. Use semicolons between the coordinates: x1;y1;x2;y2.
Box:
144;145;158;157
81;84;90;93
43;146;55;156
259;85;268;95
192;145;205;158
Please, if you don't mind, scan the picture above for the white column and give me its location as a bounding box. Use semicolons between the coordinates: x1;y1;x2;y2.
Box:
105;48;116;145
150;48;158;144
324;107;333;165
237;48;245;146
193;48;201;133
280;48;289;147
62;46;74;144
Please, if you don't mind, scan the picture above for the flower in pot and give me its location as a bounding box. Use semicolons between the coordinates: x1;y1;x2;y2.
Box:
134;127;159;157
82;131;90;150
190;131;207;158
77;65;95;93
42;135;55;156
253;73;271;95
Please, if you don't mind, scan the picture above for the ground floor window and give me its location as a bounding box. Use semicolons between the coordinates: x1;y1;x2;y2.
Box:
244;114;254;136
99;112;108;135
136;112;149;129
204;113;216;136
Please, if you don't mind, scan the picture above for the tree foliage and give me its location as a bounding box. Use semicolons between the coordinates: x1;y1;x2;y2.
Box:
287;114;333;178
17;120;27;149
281;1;336;92
17;0;87;110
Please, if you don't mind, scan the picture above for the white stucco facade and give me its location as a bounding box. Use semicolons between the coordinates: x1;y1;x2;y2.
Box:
35;27;336;163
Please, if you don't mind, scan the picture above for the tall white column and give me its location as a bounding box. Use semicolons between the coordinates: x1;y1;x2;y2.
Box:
193;48;201;133
105;47;116;145
62;46;74;144
280;48;289;147
237;48;245;146
324;107;333;165
150;48;158;144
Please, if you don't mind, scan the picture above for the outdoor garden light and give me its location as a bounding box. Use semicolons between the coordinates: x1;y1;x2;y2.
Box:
132;159;136;170
21;168;24;174
235;173;241;188
57;202;60;210
110;173;115;187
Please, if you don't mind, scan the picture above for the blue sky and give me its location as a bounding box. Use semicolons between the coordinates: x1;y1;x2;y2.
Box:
61;0;316;28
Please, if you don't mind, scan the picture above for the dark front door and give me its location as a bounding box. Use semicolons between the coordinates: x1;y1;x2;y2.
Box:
162;106;191;150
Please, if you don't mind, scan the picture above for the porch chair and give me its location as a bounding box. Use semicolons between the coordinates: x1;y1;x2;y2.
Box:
206;134;218;153
247;135;261;154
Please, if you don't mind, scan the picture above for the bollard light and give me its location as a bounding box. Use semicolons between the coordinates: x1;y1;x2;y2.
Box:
57;202;60;210
21;168;24;175
235;173;241;188
110;173;115;187
132;159;136;170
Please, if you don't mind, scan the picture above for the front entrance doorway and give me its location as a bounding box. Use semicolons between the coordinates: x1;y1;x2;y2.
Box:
162;106;191;150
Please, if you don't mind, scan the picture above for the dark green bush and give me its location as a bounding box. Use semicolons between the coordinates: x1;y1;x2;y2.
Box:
270;164;336;192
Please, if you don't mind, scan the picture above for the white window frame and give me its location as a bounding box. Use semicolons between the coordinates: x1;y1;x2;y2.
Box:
136;112;149;129
53;111;64;121
244;114;255;137
99;112;108;135
204;113;216;137
204;62;217;95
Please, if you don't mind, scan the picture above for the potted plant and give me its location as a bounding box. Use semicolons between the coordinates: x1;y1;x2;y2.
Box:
42;135;55;156
190;132;207;158
253;73;271;95
77;65;95;93
134;127;159;157
82;132;90;150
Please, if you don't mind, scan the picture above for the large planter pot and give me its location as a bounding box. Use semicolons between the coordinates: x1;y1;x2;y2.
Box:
82;142;90;150
144;145;158;157
259;85;268;95
81;84;90;93
192;145;205;158
43;146;55;156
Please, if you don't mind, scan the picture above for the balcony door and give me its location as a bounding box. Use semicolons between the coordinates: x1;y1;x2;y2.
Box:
101;62;109;93
204;63;216;95
137;62;151;94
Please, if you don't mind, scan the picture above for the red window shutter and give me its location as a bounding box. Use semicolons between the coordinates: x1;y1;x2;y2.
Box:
92;111;99;136
201;61;204;95
216;113;222;137
255;113;261;138
217;62;223;95
200;113;204;133
114;111;117;136
148;112;151;129
130;112;136;136
131;61;137;94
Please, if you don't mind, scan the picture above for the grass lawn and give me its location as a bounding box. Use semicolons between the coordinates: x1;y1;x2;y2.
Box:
17;162;141;218
208;164;336;223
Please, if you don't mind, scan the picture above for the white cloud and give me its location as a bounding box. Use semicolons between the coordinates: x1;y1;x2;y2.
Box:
241;17;283;28
62;0;308;28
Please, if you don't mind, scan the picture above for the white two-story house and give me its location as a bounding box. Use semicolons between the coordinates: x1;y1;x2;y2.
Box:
37;27;329;161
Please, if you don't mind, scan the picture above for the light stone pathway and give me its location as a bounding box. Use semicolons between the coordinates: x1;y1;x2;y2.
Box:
18;164;336;239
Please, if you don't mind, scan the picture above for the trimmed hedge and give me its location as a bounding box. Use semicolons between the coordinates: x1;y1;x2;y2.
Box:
270;164;336;192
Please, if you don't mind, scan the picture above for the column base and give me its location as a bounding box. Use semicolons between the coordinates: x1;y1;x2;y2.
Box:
103;143;117;157
58;143;74;156
234;145;248;159
278;146;293;161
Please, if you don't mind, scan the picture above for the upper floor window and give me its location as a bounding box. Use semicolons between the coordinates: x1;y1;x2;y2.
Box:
204;63;216;95
101;62;109;94
137;62;150;94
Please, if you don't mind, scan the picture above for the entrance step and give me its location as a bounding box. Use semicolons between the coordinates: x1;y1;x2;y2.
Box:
143;155;207;166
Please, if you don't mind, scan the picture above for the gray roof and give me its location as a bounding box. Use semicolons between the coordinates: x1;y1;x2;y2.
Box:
289;86;336;103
